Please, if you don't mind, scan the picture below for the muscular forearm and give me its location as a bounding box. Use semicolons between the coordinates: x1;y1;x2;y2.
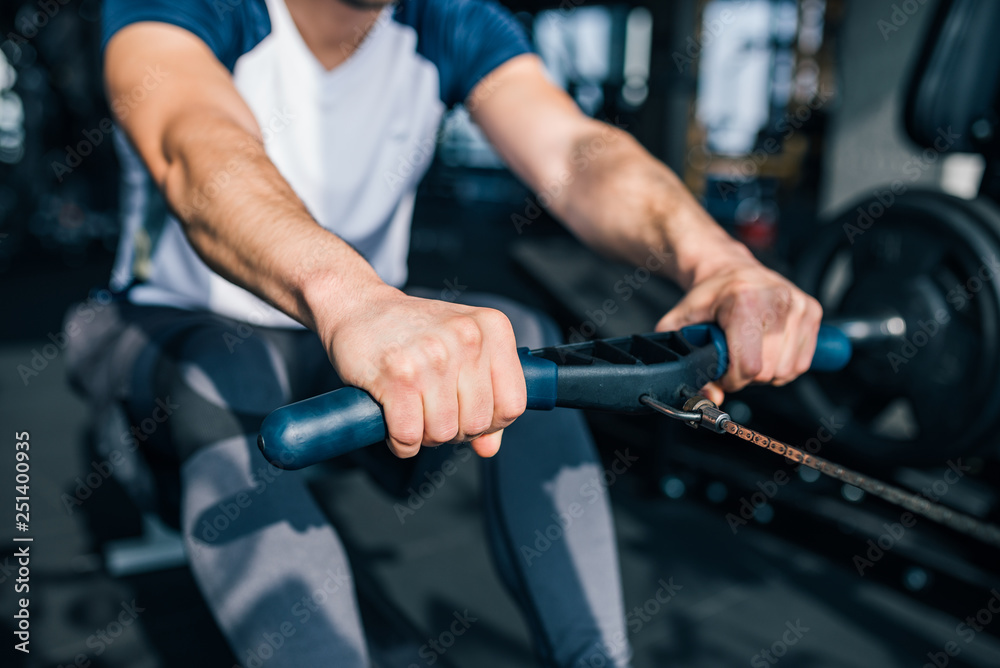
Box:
472;55;821;398
158;111;389;332
106;23;526;460
548;124;754;290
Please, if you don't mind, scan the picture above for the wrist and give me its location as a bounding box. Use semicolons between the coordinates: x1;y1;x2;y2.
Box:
300;267;396;340
669;213;757;289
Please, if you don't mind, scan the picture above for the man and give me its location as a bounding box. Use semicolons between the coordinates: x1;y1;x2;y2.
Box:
68;0;822;665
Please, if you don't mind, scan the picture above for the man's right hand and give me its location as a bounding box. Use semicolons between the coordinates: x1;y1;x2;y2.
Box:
323;287;527;459
105;23;527;458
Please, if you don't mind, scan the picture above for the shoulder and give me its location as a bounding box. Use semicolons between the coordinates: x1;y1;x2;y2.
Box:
394;0;533;107
102;0;272;71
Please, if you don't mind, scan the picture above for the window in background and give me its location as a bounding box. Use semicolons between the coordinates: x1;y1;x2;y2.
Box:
687;0;836;254
437;5;653;171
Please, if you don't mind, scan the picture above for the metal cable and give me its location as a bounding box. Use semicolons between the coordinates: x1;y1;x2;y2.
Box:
722;420;1000;548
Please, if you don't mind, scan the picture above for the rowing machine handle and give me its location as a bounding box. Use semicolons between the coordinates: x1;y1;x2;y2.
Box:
258;324;851;470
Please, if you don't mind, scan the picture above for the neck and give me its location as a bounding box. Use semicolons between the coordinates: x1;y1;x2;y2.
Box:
283;0;389;70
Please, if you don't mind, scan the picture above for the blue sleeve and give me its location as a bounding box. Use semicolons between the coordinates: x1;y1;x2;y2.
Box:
398;0;534;108
101;0;271;72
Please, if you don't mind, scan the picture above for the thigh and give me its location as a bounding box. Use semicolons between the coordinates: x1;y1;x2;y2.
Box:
73;301;330;463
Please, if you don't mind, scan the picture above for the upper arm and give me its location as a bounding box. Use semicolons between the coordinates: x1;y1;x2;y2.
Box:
467;54;609;195
402;0;533;107
401;0;603;194
102;0;267;184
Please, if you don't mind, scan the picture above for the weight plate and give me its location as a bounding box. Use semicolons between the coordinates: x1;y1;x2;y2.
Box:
795;190;1000;466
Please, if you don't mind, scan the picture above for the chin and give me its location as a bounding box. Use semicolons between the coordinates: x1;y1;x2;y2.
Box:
337;0;396;9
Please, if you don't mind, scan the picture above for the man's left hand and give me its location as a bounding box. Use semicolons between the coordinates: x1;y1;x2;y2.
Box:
655;257;823;405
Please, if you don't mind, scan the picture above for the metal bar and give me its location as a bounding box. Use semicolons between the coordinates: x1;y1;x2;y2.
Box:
639;395;702;422
825;315;907;344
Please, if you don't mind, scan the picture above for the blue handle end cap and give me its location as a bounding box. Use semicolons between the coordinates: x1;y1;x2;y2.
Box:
812;325;853;372
682;322;852;377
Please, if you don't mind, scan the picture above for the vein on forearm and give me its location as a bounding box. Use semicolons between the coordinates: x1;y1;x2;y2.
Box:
548;124;744;289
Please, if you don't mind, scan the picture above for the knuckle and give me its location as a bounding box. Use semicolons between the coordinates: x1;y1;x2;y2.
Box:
463;420;492;439
451;315;484;349
775;285;794;307
427;426;459;445
461;397;494;435
385;354;420;385
740;357;763;379
806;297;823;321
494;393;526;425
426;404;459;443
482;308;515;338
728;280;755;301
774;359;796;382
391;427;422;448
756;365;775;383
420;337;450;370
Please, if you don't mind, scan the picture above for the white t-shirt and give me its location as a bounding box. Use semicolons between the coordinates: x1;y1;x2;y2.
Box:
103;0;530;327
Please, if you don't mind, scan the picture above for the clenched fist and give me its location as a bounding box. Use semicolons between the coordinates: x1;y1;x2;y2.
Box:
656;258;823;405
322;286;527;459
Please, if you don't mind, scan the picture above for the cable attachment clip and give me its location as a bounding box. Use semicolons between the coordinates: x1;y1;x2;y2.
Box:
681;396;731;433
638;394;730;433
